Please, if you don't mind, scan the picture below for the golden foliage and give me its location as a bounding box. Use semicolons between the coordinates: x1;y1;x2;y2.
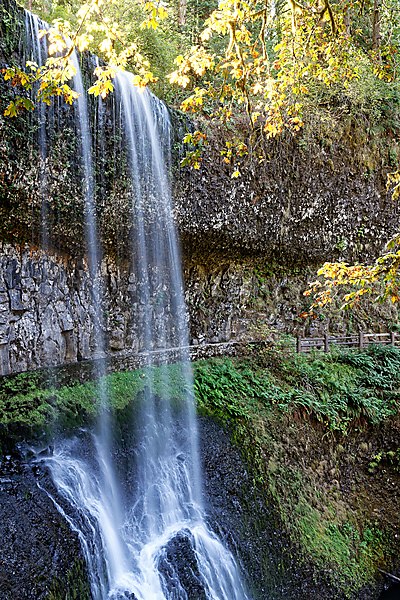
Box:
168;0;364;171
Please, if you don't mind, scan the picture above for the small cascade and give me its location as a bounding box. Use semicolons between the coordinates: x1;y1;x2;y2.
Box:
45;433;250;600
24;15;251;600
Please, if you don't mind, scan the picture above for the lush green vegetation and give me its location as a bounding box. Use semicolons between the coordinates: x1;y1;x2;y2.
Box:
195;342;400;432
3;342;400;435
195;346;399;591
0;362;192;434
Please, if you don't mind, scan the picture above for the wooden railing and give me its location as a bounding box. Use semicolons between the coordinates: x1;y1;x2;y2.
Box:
296;332;398;354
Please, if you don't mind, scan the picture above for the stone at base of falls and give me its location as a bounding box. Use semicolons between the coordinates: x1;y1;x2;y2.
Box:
157;529;208;600
0;454;90;600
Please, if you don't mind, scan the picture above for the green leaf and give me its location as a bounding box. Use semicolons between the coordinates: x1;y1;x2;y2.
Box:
21;98;34;111
4;101;18;117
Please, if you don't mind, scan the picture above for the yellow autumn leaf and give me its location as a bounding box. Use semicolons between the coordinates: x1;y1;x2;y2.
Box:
252;82;263;94
4;101;18;117
99;38;113;54
77;35;91;52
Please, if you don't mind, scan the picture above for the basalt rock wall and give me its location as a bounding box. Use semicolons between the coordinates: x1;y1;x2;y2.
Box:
173;116;400;268
0;245;312;375
0;244;397;376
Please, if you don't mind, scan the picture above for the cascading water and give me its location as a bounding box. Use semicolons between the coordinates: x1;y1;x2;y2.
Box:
25;11;49;249
26;15;251;600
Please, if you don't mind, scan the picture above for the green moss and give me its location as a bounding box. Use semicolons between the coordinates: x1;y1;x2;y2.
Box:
262;456;388;592
46;558;90;600
0;0;24;60
0;361;192;439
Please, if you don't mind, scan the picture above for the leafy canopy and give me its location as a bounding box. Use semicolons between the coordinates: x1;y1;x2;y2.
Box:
170;0;359;134
166;0;400;168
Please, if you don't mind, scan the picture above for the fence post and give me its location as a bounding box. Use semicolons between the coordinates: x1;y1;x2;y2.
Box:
324;333;329;353
391;332;396;346
297;336;301;354
359;331;364;350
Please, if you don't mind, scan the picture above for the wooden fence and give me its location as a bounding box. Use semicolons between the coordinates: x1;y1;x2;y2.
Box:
296;332;399;354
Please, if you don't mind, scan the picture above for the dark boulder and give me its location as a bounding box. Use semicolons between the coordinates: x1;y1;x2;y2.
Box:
109;591;138;600
157;528;208;600
0;455;90;599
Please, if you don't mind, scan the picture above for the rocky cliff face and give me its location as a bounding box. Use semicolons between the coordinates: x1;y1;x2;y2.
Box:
172;117;400;269
0;244;397;376
199;415;400;600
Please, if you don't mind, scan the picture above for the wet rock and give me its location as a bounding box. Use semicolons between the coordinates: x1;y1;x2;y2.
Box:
157;529;208;599
4;259;20;289
37;444;54;457
378;583;400;600
0;457;89;599
109;591;138;600
8;288;24;311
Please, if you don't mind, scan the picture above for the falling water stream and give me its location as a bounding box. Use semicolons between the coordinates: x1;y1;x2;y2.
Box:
25;11;49;250
26;13;251;600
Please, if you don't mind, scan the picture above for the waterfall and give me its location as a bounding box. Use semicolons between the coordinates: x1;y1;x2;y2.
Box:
26;14;251;600
25;11;49;249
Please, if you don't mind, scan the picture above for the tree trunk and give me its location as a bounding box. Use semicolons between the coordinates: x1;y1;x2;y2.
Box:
178;0;186;30
344;11;350;38
372;0;381;62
